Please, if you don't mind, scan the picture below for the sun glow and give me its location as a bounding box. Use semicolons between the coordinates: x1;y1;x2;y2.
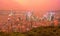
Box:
13;0;47;6
14;0;29;5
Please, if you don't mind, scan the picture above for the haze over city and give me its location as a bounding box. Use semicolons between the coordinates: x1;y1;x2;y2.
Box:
0;0;60;12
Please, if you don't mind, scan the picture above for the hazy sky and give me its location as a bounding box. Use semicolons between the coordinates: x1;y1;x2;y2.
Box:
0;0;60;16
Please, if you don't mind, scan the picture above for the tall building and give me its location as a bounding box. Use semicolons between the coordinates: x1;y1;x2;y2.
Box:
26;11;33;21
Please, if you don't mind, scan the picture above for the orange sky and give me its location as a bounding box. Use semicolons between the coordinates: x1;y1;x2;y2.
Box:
0;0;60;16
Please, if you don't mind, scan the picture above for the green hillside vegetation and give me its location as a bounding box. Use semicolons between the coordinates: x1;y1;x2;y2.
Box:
0;26;60;36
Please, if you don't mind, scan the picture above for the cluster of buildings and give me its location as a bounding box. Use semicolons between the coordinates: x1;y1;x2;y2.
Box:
0;10;60;32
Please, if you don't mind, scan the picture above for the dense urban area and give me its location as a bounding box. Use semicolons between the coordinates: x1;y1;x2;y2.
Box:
0;10;60;36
